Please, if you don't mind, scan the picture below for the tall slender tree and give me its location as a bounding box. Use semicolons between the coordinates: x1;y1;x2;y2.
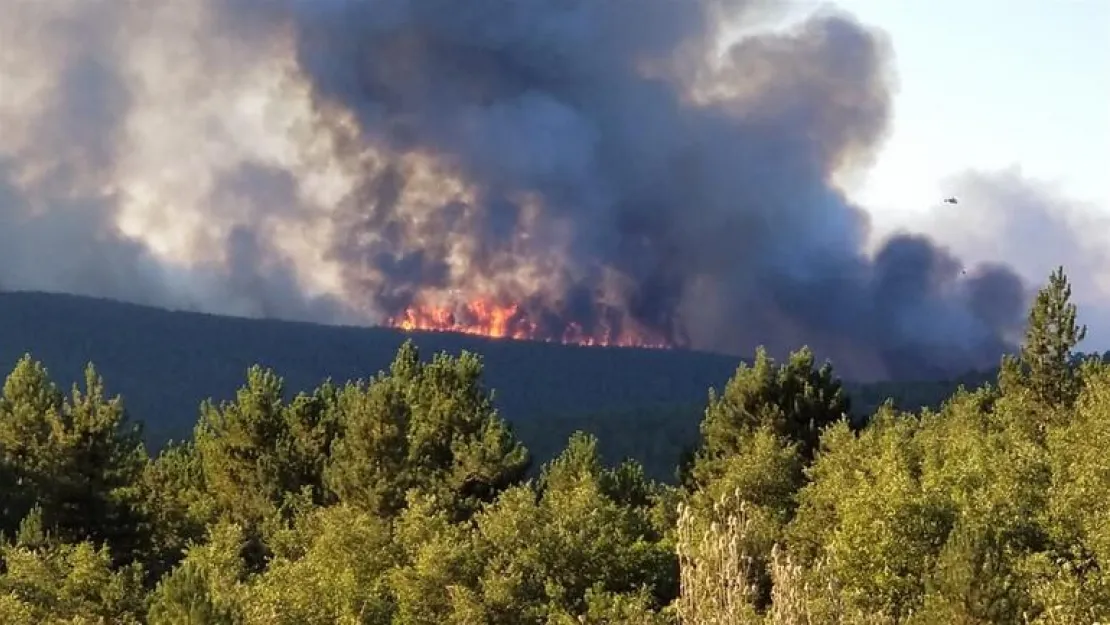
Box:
1004;266;1087;409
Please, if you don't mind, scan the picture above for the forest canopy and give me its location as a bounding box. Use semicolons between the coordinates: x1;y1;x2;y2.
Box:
0;267;1107;624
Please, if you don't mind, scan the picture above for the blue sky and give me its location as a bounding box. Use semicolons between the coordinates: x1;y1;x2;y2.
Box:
827;0;1110;226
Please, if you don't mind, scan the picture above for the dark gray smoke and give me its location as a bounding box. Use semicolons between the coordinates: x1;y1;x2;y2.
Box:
921;168;1110;349
262;0;1028;378
3;0;1089;380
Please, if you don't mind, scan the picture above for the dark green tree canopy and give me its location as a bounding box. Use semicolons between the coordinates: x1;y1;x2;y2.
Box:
324;340;530;520
688;346;848;490
0;358;146;564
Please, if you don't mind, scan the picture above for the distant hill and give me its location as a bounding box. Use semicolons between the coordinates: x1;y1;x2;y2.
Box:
0;291;986;479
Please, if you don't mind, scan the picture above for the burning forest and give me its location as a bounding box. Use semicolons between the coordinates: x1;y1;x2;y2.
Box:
4;0;1095;379
387;298;671;348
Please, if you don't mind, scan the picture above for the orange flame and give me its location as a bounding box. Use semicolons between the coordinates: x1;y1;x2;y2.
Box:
390;300;536;340
387;299;669;349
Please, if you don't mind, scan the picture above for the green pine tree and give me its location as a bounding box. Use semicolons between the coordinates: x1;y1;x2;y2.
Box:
1000;267;1088;413
0;357;147;565
324;341;530;521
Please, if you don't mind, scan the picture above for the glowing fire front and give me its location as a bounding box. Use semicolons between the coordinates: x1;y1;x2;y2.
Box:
390;300;534;340
387;300;670;349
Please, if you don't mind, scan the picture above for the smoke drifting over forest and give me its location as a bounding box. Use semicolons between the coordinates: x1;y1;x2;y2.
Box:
0;0;1100;379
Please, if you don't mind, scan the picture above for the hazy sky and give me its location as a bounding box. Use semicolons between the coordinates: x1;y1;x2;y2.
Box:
832;0;1110;226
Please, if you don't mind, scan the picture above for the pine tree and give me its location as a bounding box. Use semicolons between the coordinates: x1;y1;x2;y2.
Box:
686;346;848;490
1012;266;1087;408
324;342;530;520
0;358;147;564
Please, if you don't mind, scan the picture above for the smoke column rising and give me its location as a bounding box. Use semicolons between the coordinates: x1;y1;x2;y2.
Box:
920;168;1110;349
0;0;1045;379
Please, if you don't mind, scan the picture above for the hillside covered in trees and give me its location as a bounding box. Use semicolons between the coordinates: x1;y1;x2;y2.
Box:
0;268;1107;623
0;291;994;480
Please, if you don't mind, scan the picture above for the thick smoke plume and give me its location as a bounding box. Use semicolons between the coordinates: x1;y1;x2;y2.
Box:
2;0;1090;380
919;168;1110;349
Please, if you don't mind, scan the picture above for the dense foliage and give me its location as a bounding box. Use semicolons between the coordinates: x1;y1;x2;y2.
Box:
0;268;1107;623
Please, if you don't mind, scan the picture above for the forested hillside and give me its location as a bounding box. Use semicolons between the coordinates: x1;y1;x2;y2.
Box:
0;291;985;479
0;268;1106;623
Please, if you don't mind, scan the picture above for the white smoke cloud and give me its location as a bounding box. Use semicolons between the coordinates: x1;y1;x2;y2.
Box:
1;0;356;320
